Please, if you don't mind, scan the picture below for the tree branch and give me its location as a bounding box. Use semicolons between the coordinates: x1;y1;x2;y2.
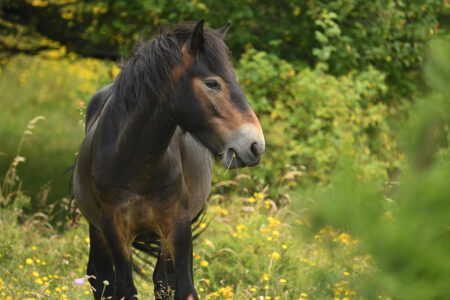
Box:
1;0;121;60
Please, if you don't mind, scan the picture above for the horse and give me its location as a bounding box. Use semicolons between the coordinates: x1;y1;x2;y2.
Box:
73;20;265;300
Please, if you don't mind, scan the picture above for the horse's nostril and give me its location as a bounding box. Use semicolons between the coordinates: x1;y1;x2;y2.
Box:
250;142;260;158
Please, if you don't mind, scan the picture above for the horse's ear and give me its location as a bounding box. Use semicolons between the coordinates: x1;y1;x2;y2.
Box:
187;19;205;55
217;21;231;38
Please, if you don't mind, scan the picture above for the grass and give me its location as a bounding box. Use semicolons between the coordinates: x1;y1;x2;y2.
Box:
0;47;389;300
2;34;450;300
0;53;117;207
1;50;427;300
0;189;381;300
0;109;378;299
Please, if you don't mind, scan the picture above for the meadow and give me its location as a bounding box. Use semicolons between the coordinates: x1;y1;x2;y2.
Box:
1;26;450;300
0;50;382;300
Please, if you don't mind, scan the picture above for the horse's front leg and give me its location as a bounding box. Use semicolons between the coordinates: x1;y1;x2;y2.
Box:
153;248;176;299
168;214;197;300
87;224;114;300
101;213;138;300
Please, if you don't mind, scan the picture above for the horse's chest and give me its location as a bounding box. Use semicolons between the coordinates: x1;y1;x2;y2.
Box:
178;131;213;220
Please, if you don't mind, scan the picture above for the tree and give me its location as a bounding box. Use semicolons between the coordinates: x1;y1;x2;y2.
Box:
1;0;447;96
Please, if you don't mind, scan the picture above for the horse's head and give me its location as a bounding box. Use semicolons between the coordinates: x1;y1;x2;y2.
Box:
171;20;265;169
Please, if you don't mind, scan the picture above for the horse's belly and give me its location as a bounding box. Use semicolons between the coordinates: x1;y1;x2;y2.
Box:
73;128;104;229
73;169;102;229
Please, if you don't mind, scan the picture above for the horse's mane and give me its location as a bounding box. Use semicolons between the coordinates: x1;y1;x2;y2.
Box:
113;23;234;113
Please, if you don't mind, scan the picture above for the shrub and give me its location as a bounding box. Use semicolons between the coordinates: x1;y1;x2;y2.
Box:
302;35;450;299
231;49;402;191
3;0;447;97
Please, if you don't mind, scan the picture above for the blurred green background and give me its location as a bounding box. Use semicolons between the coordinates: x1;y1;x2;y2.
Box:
0;1;449;299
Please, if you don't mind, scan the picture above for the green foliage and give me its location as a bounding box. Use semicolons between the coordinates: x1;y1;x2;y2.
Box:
308;1;447;93
0;185;377;299
301;35;450;300
237;49;401;188
1;6;449;298
0;54;117;226
2;0;448;97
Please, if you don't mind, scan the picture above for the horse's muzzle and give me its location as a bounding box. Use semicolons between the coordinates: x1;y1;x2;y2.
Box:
222;124;265;169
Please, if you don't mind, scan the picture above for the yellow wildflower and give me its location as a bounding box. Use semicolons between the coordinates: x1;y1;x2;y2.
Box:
207;291;219;299
268;217;281;227
236;224;246;231
218;286;234;297
254;192;264;200
339;233;351;246
271;251;281;260
200;260;209;267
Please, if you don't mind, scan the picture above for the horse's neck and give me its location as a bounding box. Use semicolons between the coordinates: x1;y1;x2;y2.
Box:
118;104;175;158
94;96;178;185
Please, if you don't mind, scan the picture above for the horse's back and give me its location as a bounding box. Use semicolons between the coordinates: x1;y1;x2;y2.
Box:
85;83;114;134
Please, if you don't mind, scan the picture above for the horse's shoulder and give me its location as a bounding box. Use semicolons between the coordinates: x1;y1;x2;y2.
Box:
85;83;114;134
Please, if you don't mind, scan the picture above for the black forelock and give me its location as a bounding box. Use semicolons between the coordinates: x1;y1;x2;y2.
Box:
113;23;234;113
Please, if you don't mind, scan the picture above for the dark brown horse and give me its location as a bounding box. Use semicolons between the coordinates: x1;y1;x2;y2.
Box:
73;20;264;300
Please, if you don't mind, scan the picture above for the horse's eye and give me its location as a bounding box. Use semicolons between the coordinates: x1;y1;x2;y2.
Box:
204;79;221;90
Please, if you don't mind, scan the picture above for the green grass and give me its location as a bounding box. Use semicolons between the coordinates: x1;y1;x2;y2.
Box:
0;190;380;300
0;54;381;300
3;45;449;299
0;54;115;206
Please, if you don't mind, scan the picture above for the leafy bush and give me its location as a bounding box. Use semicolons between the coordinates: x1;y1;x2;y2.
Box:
301;34;450;300
3;0;447;97
234;49;402;191
308;1;448;93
